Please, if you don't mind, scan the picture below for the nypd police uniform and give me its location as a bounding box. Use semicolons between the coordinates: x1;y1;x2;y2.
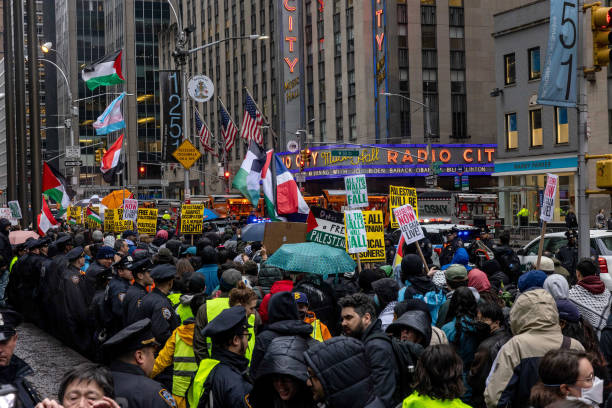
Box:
122;258;153;327
134;264;180;346
106;255;133;334
104;318;177;408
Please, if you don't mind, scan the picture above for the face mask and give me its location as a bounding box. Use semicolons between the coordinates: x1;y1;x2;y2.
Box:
580;376;603;405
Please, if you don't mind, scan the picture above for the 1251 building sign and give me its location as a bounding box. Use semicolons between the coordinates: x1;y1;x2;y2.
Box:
160;70;183;161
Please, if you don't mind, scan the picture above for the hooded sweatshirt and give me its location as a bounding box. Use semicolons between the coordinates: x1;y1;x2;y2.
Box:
258;280;294;323
467;268;491;293
484;289;584;408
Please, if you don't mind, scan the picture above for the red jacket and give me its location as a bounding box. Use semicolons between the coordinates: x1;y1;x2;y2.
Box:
258;280;294;324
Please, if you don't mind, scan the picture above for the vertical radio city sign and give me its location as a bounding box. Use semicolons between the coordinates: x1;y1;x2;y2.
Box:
372;0;388;142
279;0;305;148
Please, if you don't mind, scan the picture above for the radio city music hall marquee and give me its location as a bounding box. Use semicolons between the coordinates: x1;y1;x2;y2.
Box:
278;144;497;180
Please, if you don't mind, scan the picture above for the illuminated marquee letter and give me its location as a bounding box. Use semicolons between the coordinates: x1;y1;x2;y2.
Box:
283;0;296;11
284;57;298;72
376;33;384;51
285;36;297;52
376;9;383;27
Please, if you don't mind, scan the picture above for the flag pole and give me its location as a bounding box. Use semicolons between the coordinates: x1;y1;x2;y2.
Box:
244;87;278;151
218;97;237;194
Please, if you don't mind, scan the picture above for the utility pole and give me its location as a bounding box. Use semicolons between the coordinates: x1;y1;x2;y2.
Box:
577;1;590;258
27;0;42;225
13;0;28;226
2;0;16;202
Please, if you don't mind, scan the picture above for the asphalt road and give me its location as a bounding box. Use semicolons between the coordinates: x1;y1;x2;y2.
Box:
15;322;90;400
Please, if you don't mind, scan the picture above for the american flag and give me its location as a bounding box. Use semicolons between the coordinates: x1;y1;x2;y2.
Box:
195;110;212;151
239;94;263;145
219;104;238;153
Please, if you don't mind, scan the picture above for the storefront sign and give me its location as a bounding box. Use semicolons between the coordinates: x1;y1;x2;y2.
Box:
394;204;424;245
345;175;368;209
137;208;158;235
389;186;418;229
493;156;577;175
345;210;368;254
347;210;385;263
181;204;205;234
541;173;559;223
279;144;496;180
306;206;345;249
123;199;138;222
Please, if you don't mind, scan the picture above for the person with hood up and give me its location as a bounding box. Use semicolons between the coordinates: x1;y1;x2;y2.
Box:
441;247;472;271
468;268;491;294
174;273;206;323
568;258;612;334
394;299;448;346
303;336;386;408
258;270;294;324
398;255;437;301
294;292;332;341
518;269;548;293
372;278;400;331
248;336;315;408
250;291;313;377
484;289;585;408
386;309;432;346
481;259;509;291
543;274;570;300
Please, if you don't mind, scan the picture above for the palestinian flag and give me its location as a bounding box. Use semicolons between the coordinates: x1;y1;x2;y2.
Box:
43;161;71;211
86;206;102;225
101;134;124;183
232;141;267;206
81;50;125;91
38;199;59;236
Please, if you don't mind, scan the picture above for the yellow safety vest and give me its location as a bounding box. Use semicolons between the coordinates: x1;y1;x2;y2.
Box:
246;314;255;362
172;332;198;397
310;320;325;342
176;303;194;323
186;358;220;408
205;298;256;363
9;256;17;273
168;292;182;308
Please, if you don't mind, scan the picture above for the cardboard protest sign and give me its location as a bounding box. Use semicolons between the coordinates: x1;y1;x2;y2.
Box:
394;204;424;245
306;206;346;249
137;208;158;235
123;199;138;221
347;210;386;263
389;186;418;228
0;208;17;225
345;210;368;254
344;175;368;209
181;204;205;234
8;201;21;219
540;173;559;223
68;206;82;224
264;222;308;255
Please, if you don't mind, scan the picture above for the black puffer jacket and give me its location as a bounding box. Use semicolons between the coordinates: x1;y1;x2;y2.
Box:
361;319;398;408
0;219;12;270
250;292;314;377
258;262;283;294
249;336;315;408
303;337;386;408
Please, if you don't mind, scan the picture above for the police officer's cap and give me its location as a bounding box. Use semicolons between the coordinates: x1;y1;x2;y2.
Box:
96;246;116;260
102;318;160;354
150;264;176;281
55;235;73;246
66;246;85;262
38;237;51;246
113;255;134;270
0;308;23;341
129;258;153;275
201;306;251;340
25;239;41;249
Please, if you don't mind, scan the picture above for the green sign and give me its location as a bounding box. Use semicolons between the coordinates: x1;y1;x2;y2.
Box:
331;150;359;157
345;210;367;254
432;161;442;175
344;174;368;209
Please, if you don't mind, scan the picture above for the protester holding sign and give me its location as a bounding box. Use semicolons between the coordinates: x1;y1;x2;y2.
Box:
345;175;368;209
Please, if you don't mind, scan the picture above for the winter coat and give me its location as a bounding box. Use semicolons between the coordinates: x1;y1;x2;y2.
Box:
258;262;283;294
0;355;39;408
249;336;315;408
600;314;612;381
258;280;294;324
399;276;437;300
84;261;109;304
361;319;398;408
250;292;314;377
195;264;218;297
303;336;386;408
0;221;11;270
556;245;578;282
151;322;194;378
568;276;612;334
402;392;471;408
201;346;253;408
484;289;584;408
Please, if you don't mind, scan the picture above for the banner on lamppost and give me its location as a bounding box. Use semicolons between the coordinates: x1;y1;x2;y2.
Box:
160;70;183;161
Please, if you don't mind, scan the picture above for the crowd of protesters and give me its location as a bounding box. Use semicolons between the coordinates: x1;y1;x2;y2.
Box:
0;215;609;408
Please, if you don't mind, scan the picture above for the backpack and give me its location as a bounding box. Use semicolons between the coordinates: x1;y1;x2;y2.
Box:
498;248;521;281
398;284;446;326
369;333;424;404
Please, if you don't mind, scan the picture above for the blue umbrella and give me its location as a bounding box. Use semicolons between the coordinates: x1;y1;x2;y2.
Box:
266;242;356;278
202;208;219;221
241;222;266;242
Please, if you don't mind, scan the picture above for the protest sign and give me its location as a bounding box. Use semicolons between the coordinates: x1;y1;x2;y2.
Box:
8;201;21;219
87;206;101;229
104;209;115;232
306;206;346;249
68;206;82;224
123;199;138;221
105;209;132;233
137;208;158;235
536;173;559;269
394;204;424;245
0;208;16;225
345;210;368;254
181;204;205;234
389;186;418;228
344;175;368;209
347;210;385;263
263;222;308;255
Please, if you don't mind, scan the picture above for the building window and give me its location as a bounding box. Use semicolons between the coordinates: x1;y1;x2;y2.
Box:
319;120;326;141
504;53;516;85
505;113;518;149
530;109;543;147
451;94;467;138
528;47;541;80
349;114;356;140
556;107;569;144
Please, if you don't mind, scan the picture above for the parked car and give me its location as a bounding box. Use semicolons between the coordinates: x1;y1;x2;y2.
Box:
517;230;612;290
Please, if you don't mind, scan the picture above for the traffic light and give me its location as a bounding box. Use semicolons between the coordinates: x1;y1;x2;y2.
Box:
304;148;311;163
139;165;146;176
596;159;612;188
224;171;230;179
95;149;102;163
592;5;612;67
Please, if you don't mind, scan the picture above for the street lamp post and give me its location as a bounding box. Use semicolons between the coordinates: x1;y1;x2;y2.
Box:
167;0;267;199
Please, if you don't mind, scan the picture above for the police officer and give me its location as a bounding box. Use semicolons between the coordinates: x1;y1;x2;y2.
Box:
107;255;134;335
557;229;579;283
84;246;116;303
0;308;40;407
439;227;463;266
134;264;180;346
40;235;74;333
103;318;177;408
479;226;495;250
9;239;48;323
123;258;154;327
187;306;253;408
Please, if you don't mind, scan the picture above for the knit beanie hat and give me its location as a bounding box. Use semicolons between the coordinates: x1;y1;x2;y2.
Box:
518;270;547;292
543;274;569;300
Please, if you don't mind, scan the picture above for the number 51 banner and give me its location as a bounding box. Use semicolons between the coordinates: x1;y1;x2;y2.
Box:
537;0;577;107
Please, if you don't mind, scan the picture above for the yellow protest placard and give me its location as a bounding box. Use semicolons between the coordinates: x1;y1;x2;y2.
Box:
346;210;386;263
114;209;133;233
137;208;158;235
104;209;116;232
389;186;418;229
87;206;102;229
181;204;205;234
68;206;82;224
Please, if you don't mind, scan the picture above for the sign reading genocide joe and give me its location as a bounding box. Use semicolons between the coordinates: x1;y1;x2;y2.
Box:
181;204;205;234
277;144;497;180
